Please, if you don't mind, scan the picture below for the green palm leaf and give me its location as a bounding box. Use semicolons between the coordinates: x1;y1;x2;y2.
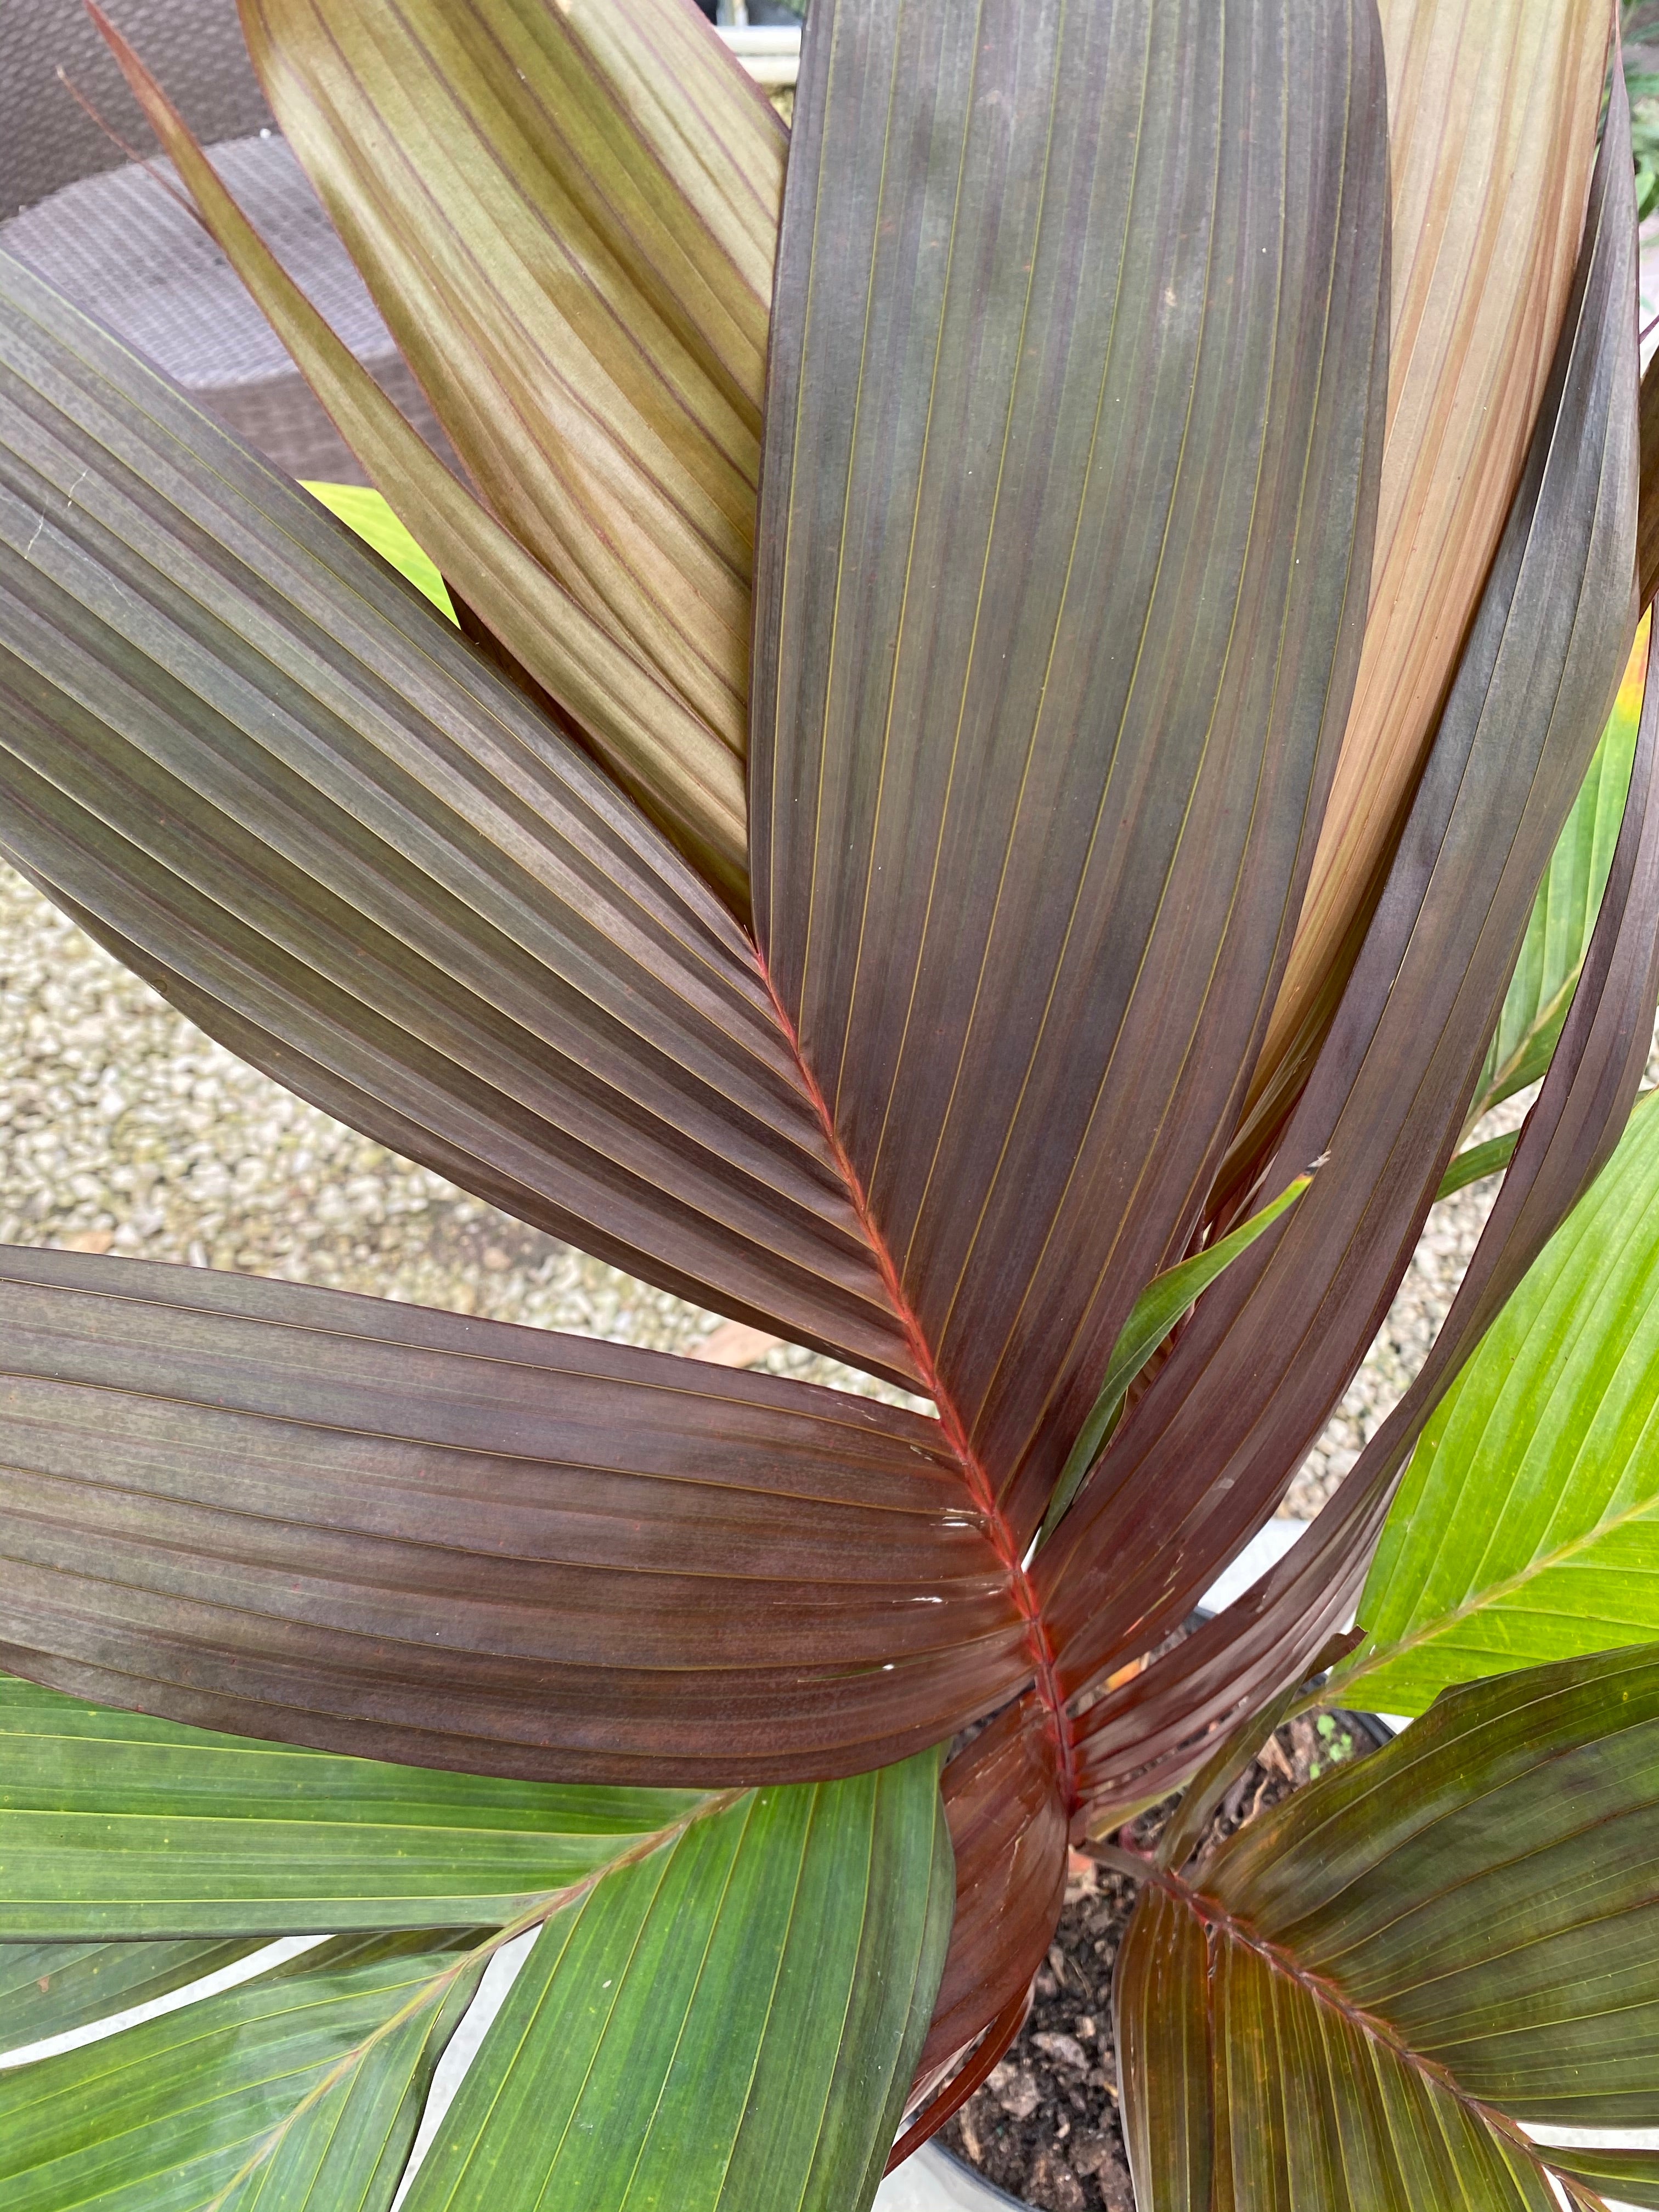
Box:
0;1932;489;2212
0;1939;269;2050
0;1674;707;1937
1340;1088;1659;1715
403;1762;951;2212
1468;625;1649;1128
0;1754;949;2212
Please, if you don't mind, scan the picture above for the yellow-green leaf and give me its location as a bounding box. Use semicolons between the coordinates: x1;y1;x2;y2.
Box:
302;481;454;618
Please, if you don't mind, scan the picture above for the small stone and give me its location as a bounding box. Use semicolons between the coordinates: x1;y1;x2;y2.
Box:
1070;2133;1111;2176
1033;2031;1089;2072
988;2062;1042;2121
1094;2149;1135;2212
1025;2146;1086;2212
55;1227;114;1254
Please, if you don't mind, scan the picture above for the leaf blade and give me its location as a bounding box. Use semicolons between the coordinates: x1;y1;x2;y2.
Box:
1038;1175;1312;1545
0;1251;1024;1787
91;13;748;901
1251;0;1613;1129
753;0;1390;1544
400;1758;952;2212
0;246;915;1384
302;481;455;618
1120;1648;1659;2208
0;1933;487;2212
0;1672;710;1939
1346;1089;1659;1714
0;1938;270;2049
242;0;781;776
1043;58;1640;1746
1470;620;1649;1126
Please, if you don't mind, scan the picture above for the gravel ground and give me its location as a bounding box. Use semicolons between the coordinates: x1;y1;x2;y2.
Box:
0;859;900;1403
1279;1093;1530;1518
0;856;1632;1515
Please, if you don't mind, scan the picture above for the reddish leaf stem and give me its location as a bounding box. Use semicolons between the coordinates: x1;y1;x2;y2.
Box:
756;954;1076;1805
885;1983;1032;2173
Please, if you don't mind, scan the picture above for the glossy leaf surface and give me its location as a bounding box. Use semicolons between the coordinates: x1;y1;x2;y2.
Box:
1469;620;1648;1126
0;1254;1023;1785
0;1936;267;2049
1543;2144;1659;2210
1254;0;1611;1129
1119;1647;1659;2208
401;1761;952;2212
913;1694;1065;2090
754;0;1389;1545
95;12;749;900
1436;1127;1521;1199
1046;68;1639;1765
1641;343;1659;611
1081;486;1659;1832
0;250;918;1385
0;1673;712;1937
0;1932;487;2212
1346;1089;1659;1714
244;0;781;802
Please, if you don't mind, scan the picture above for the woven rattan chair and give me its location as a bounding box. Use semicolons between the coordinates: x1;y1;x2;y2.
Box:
2;0;455;482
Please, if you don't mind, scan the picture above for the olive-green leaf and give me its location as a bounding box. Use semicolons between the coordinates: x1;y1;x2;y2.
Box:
403;1758;953;2212
1542;2143;1659;2210
94;11;749;903
1038;1175;1312;1544
1436;1126;1521;1199
0;1938;268;2050
0;1932;488;2212
1119;1647;1659;2209
244;0;780;782
1468;622;1649;1128
0;1675;708;1939
1340;1088;1659;1717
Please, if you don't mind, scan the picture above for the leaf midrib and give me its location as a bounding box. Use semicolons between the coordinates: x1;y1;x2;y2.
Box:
1338;1474;1659;1704
1149;1863;1607;2208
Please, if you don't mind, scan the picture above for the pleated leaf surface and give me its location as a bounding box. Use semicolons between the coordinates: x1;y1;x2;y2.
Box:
94;11;750;899
0;250;918;1386
1470;620;1649;1125
1251;0;1611;1133
399;1764;953;2212
752;0;1389;1543
0;1254;1022;1785
1346;1088;1659;1714
0;1936;269;2049
1119;1647;1659;2208
0;1673;713;1937
240;0;783;870
0;1932;489;2212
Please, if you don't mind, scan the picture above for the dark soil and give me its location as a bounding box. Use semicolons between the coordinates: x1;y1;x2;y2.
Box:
941;1708;1378;2210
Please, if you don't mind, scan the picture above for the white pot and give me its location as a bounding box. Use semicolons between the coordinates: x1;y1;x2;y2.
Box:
874;2141;1024;2209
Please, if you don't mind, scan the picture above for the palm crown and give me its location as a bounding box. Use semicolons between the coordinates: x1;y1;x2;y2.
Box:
4;2;1659;2206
